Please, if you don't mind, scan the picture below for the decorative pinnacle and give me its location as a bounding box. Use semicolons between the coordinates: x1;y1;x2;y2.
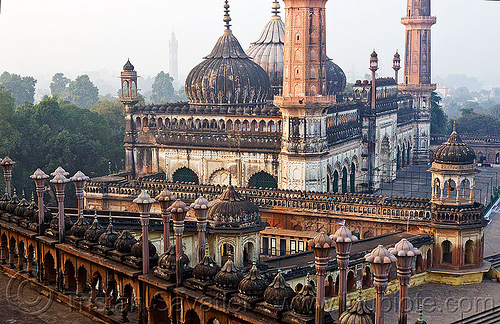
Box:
223;0;231;30
453;120;456;133
272;0;280;17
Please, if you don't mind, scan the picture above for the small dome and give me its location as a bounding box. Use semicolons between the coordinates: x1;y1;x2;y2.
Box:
238;263;268;298
84;217;105;242
156;245;190;271
433;128;476;164
263;271;295;309
114;230;137;253
338;295;375;324
214;257;243;290
6;192;20;214
131;238;157;258
326;58;347;94
14;197;29;217
207;185;261;230
70;214;91;238
193;253;220;282
98;219;119;248
0;192;9;210
290;277;316;316
123;59;135;71
23;197;38;221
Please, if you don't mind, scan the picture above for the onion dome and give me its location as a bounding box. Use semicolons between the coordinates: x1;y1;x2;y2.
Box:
365;245;397;268
123;59;135;71
207;185;261;230
263;270;295;309
114;230;137;253
0;192;9;210
326;57;347;94
433;124;476;164
246;0;284;98
157;245;190;271
338;291;374;324
70;211;91;237
23;195;38;220
193;251;220;282
290;275;316;316
84;214;105;242
98;215;119;248
131;237;157;258
185;1;270;107
6;191;20;214
389;238;421;259
14;196;29;217
238;262;268;298
214;257;243;290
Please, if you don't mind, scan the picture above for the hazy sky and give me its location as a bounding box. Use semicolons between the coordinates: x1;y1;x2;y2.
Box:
1;0;499;92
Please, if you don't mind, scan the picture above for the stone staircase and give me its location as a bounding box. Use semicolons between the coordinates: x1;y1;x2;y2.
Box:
449;305;500;324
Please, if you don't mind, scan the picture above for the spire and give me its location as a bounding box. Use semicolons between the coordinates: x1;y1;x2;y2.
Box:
223;0;231;31
453;120;456;133
272;0;280;17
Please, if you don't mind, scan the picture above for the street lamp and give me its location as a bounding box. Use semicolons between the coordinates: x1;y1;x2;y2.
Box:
30;169;49;235
155;189;176;252
1;157;16;198
167;199;190;287
330;225;358;319
389;239;421;324
191;196;213;264
50;171;70;243
51;166;69;177
365;244;396;324
70;171;89;217
133;190;155;275
367;50;378;193
308;232;334;324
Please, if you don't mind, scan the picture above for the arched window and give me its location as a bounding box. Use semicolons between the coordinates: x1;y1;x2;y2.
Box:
269;120;275;132
226;120;233;131
172;167;199;184
202;119;209;129
122;81;129;97
342;167;348;194
248;171;278;189
441;240;452;264
350;163;356;193
362;267;372;288
259;120;266;132
135;117;141;129
277;120;283;132
235;120;241;131
185;310;200;324
220;243;234;266
251;120;258;132
465;240;474;264
243;120;250;132
333;170;339;193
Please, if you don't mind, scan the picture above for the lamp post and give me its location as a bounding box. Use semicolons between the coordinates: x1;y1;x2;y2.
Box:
368;50;378;193
1;157;15;199
389;239;421;324
393;50;401;84
133;190;155;275
167;199;190;287
330;225;358;319
365;245;396;324
155;189;176;252
308;232;334;324
191;196;213;264
50;171;70;243
30;169;49;235
70;171;89;217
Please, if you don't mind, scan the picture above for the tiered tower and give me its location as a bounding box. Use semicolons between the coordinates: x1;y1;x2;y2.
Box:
120;60;139;175
399;0;436;164
169;31;179;83
274;0;333;191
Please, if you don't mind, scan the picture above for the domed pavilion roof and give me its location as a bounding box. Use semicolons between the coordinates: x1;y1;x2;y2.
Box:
338;291;375;324
433;124;476;165
185;1;270;107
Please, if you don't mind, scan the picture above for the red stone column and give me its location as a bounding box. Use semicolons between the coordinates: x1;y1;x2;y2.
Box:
50;168;70;243
133;190;155;275
155;189;176;252
191;197;212;263
31;169;49;235
168;200;190;287
70;171;89;216
1;157;15;199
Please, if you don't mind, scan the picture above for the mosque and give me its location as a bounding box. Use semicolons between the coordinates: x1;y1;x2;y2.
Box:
120;0;435;193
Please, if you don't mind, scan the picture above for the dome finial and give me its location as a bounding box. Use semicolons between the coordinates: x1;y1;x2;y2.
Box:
223;0;231;31
272;0;280;17
453;120;456;133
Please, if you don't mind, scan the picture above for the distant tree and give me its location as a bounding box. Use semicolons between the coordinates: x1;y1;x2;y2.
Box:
176;86;188;102
430;92;448;134
454;87;471;101
91;99;125;165
456;113;500;136
0;72;37;105
489;103;500;120
0;86;21;159
49;73;70;96
150;71;176;104
67;75;99;109
460;101;480;117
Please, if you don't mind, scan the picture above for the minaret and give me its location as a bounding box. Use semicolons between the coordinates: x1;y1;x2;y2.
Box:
120;59;139;175
274;0;332;191
169;31;179;83
399;0;436;164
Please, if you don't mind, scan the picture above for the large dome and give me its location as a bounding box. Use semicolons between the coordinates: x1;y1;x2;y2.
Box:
433;127;476;164
185;5;270;106
326;58;347;94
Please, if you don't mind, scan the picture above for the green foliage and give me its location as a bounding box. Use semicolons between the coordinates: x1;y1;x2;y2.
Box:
150;71;176;104
67;75;99;109
489;103;500;120
430;92;448;134
456;113;500;136
0;72;37;105
0;94;123;206
50;73;70;96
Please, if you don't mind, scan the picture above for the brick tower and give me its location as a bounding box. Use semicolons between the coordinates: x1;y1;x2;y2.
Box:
399;0;436;164
274;0;333;191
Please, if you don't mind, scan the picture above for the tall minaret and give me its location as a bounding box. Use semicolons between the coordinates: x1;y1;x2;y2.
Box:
169;31;179;83
274;0;333;191
399;0;436;164
120;59;139;176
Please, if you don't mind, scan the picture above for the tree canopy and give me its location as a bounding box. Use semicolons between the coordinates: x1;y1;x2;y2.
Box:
430;92;449;134
50;73;70;96
0;72;37;105
67;75;99;109
150;71;176;104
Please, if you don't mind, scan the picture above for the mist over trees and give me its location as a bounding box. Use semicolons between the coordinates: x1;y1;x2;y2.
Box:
150;71;187;103
0;72;37;105
49;73;70;96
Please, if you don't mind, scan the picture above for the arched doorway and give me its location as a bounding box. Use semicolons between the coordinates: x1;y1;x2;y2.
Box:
347;271;356;292
243;242;255;267
185;309;200;324
415;254;424;273
350;163;356;193
248;171;278;189
441;240;452;264
77;266;88;298
333;171;339;193
172;167;199;184
426;249;432;269
342;167;348;194
465;240;474;264
397;146;401;170
401;145;406;167
220;243;234;266
362;267;372;288
326;275;334;297
43;252;56;284
150;294;170;324
64;260;77;292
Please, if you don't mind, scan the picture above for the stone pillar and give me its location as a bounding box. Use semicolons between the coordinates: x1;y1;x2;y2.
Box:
8;244;15;269
133;190;155;275
155;189;176;252
1;157;15;199
0;241;6;264
76;276;82;299
390;239;420;324
308;232;334;324
31;169;49;235
167;199;190;287
191;196;212;264
50;169;70;243
330;225;358;319
366;245;396;324
26;251;33;276
17;249;24;271
70;171;89;216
